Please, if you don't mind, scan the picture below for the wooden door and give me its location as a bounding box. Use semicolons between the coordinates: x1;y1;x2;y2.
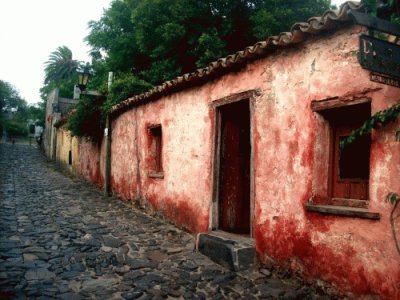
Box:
331;125;370;200
219;100;251;234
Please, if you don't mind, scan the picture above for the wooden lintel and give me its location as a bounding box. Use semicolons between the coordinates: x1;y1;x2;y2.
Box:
211;89;261;108
311;97;371;112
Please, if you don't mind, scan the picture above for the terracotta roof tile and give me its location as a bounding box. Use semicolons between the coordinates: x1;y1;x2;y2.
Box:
111;1;363;115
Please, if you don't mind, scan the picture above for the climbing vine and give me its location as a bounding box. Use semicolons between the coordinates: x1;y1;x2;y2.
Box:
340;102;400;254
339;103;400;150
387;192;400;254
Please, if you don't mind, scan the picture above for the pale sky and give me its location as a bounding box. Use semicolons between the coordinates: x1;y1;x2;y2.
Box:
0;0;112;104
0;0;350;105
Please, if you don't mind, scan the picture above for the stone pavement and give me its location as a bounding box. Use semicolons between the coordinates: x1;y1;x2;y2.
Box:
0;143;331;299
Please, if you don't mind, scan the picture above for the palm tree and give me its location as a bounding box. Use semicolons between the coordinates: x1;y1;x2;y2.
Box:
44;46;81;84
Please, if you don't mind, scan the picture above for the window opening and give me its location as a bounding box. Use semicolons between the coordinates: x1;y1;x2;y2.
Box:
148;125;163;176
328;103;371;200
68;150;72;165
314;100;371;201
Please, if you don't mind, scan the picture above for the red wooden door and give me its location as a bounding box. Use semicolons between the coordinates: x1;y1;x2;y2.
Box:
331;125;370;200
219;100;251;234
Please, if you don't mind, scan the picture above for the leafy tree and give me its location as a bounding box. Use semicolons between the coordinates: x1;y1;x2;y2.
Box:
44;46;81;85
363;0;400;22
42;46;82;99
102;73;152;115
0;80;23;112
5;121;28;137
250;0;331;40
86;0;140;73
67;95;105;141
0;80;37;138
75;0;332;139
86;0;331;87
27;103;46;127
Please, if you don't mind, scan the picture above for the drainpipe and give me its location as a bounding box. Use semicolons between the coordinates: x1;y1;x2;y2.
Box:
104;72;113;196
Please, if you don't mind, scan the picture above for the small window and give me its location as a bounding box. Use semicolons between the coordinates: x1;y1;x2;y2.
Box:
313;99;371;201
68;150;72;165
148;125;163;178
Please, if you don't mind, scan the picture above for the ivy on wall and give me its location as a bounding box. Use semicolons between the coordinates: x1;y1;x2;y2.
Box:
340;102;400;254
387;192;400;254
340;103;400;150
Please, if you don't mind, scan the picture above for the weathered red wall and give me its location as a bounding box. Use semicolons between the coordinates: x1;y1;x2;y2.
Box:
67;25;399;299
111;89;213;233
249;26;400;299
77;137;105;188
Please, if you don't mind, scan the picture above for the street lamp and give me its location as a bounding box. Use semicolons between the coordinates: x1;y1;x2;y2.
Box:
77;66;91;91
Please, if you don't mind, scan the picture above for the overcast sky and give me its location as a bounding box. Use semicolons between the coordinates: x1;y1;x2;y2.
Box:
0;0;350;105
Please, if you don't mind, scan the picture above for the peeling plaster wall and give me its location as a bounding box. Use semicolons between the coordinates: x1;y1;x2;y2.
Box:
57;25;399;299
55;127;79;172
249;26;400;299
111;88;213;233
55;128;103;187
56;128;69;166
78;137;105;188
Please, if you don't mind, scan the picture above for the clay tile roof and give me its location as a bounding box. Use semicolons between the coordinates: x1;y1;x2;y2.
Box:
111;1;363;115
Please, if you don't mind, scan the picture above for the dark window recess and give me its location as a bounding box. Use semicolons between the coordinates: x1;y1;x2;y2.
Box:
339;134;370;180
308;99;380;217
68;150;72;165
148;125;163;174
329;103;371;200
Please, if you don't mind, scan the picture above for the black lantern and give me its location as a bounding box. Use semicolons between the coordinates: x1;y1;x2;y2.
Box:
77;66;91;91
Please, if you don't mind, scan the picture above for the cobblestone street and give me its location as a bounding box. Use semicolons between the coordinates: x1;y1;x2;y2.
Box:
0;143;324;299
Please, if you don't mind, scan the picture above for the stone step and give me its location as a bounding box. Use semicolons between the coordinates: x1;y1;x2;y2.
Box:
197;231;255;271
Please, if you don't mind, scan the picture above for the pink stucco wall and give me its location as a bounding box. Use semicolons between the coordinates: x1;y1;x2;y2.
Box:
111;88;213;233
78;137;105;188
63;25;399;299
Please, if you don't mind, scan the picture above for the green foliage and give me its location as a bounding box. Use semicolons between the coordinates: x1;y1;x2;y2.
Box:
86;0;331;87
387;192;400;205
0;80;23;112
75;0;332;140
67;95;105;140
4;121;28;137
0;80;40;137
250;0;331;40
195;28;226;68
86;0;139;73
340;103;400;150
387;191;400;254
363;0;400;24
44;46;82;85
28;103;46;127
103;73;152;115
40;77;76;100
41;46;82;101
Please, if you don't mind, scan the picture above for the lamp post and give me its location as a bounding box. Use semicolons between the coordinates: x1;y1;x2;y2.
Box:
77;66;91;91
74;66;103;98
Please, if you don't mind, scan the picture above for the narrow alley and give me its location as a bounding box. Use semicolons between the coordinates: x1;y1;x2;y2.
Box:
0;143;326;299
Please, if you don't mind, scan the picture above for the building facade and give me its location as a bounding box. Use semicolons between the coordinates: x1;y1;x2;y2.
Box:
51;3;400;299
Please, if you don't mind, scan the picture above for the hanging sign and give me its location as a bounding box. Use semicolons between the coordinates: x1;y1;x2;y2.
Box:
359;34;400;79
370;73;400;88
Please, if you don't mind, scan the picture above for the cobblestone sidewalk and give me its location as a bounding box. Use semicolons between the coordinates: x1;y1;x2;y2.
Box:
0;143;327;299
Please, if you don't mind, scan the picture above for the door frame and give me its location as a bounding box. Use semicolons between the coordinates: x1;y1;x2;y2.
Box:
210;90;260;237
